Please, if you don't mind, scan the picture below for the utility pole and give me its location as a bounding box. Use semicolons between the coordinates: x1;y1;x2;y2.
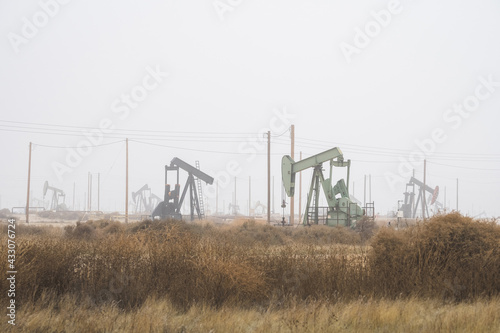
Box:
299;151;302;225
89;173;92;212
456;178;459;212
125;138;129;223
98;173;100;212
267;131;271;223
422;159;426;220
87;172;90;212
26;142;32;224
290;124;295;226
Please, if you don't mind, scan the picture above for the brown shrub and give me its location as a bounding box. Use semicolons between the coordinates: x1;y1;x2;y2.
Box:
1;213;498;313
293;225;361;245
64;222;96;239
355;216;377;243
0;208;11;218
103;221;124;234
369;212;500;300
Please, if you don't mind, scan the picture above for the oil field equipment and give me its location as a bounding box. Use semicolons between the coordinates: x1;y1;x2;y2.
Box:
152;158;214;221
150;193;162;211
132;184;161;214
400;176;441;218
282;147;364;227
43;181;67;211
250;200;267;216
228;202;241;216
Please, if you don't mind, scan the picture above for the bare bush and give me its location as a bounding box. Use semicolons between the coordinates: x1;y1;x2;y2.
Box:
0;213;498;313
370;212;500;300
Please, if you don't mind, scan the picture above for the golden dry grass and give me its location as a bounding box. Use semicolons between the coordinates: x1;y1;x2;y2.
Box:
0;213;499;331
1;294;499;333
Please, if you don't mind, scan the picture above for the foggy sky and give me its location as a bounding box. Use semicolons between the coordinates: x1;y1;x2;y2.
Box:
1;0;500;218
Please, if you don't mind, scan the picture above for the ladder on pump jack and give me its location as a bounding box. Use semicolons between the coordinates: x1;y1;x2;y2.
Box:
195;160;205;219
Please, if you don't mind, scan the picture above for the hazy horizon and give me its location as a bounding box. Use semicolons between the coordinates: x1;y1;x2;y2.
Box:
1;0;499;219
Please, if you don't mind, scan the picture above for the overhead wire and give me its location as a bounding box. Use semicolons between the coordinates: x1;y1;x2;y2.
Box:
0;127;291;142
33;140;125;149
3;119;500;177
295;136;500;157
0;122;300;146
3;119;500;159
3;120;500;161
130;139;289;155
427;161;500;171
0;120;258;135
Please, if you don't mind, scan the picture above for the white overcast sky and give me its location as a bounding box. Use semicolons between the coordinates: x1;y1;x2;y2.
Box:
1;0;499;218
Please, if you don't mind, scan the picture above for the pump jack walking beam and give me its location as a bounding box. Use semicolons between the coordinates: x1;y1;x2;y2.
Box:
282;148;347;196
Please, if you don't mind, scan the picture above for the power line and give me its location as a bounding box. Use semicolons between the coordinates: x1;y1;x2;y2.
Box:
27;137;290;156
0;127;285;142
271;127;290;138
0;123;298;144
130;139;289;155
0;119;258;135
294;136;500;159
427;161;500;171
33;140;125;149
4;119;500;163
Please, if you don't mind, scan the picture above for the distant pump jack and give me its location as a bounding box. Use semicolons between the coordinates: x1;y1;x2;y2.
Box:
152;158;214;221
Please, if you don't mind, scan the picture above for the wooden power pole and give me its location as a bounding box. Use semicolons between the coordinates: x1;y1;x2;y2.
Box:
125;138;129;223
290;124;294;225
267;131;271;223
98;173;100;212
87;172;90;212
89;173;92;212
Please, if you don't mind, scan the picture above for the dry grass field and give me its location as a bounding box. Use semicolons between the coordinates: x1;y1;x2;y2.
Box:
1;213;499;332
